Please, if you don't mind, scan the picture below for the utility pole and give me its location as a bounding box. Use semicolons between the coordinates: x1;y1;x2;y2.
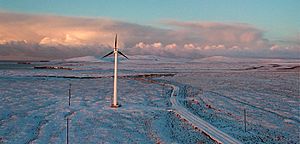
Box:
66;83;71;144
162;84;165;96
244;109;247;132
68;83;71;106
66;117;69;144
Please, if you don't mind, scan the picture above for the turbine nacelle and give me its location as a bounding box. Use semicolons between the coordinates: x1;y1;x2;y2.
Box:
102;34;129;59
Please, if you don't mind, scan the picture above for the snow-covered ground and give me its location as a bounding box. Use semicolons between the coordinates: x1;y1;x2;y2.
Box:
0;55;299;143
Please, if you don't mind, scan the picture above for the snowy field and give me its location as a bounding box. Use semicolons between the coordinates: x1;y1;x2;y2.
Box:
0;55;299;143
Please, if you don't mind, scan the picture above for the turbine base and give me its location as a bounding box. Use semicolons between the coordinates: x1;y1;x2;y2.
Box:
111;104;121;108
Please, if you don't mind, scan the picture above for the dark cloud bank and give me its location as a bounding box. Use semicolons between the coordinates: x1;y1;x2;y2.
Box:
0;12;299;60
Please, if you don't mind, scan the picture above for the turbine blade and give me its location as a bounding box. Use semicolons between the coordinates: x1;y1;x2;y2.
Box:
118;51;129;59
102;51;114;58
114;34;117;49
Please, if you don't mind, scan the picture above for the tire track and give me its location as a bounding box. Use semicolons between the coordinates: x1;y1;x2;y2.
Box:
167;84;242;144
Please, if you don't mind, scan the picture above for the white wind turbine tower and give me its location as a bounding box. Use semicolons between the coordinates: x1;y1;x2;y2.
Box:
102;34;128;108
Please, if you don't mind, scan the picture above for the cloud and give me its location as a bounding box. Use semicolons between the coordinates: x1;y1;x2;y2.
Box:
184;44;196;49
0;40;112;60
163;21;270;48
165;43;177;49
0;12;298;60
39;34;83;46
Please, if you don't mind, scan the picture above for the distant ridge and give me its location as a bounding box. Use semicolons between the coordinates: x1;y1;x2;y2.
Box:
190;56;300;63
63;55;300;64
64;56;101;62
64;55;188;63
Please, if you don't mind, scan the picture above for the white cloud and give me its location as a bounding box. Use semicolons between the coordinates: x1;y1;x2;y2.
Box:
270;45;280;51
152;42;162;48
0;12;298;59
165;43;177;49
230;45;239;50
0;40;7;44
39;37;60;45
135;42;163;49
184;43;195;49
135;42;147;49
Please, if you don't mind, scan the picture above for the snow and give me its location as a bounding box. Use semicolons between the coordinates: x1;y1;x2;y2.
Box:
191;56;300;64
169;83;242;143
64;56;102;62
0;75;211;143
161;69;300;143
0;55;299;143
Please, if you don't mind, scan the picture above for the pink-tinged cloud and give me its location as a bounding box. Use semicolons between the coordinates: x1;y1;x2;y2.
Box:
162;21;270;48
0;12;299;60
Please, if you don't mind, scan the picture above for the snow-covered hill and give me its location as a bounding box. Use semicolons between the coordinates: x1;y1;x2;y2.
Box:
65;56;100;62
64;55;188;63
190;56;300;64
190;56;252;63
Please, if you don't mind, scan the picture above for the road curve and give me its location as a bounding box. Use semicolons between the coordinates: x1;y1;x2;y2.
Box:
168;84;243;144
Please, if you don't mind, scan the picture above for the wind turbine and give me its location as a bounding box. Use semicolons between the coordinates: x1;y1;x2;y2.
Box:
102;34;128;108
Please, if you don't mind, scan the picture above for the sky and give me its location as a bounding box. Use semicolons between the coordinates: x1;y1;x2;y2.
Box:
0;0;299;60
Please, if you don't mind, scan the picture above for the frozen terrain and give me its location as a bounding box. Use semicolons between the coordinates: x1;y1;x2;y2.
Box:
0;55;299;143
